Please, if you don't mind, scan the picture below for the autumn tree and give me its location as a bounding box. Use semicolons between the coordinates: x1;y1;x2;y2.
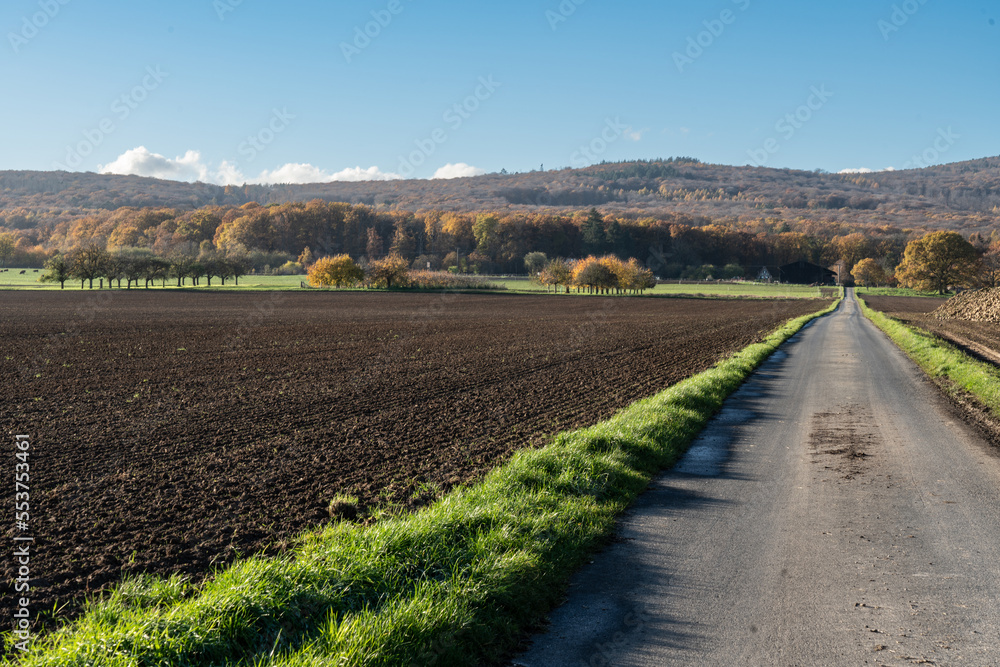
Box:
389;223;417;260
851;258;886;287
0;232;15;267
366;254;410;289
41;254;70;289
439;212;474;251
830;233;871;270
772;232;815;265
174;209;222;244
601;256;628;293
608;257;656;293
572;255;617;294
895;231;978;294
473;214;501;257
539;258;572;293
298;247;315;268
366;228;384;262
636;264;657;292
308;255;364;288
213;206;273;252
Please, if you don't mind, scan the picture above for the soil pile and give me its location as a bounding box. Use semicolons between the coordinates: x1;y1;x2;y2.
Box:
933;289;1000;322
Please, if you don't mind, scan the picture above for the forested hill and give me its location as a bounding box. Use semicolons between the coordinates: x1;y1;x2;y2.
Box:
3;157;1000;233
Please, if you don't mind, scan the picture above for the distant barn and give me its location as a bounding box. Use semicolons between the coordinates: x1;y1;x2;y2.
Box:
778;260;837;285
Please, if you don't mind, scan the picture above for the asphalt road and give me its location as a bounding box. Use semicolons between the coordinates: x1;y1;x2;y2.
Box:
515;289;1000;666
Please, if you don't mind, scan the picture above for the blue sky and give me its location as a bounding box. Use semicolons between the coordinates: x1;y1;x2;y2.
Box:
1;0;997;183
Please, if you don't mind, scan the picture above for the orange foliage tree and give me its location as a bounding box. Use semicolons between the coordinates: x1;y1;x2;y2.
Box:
572;256;617;294
895;231;978;294
308;255;364;288
365;254;411;289
539;258;573;293
851;258;886;287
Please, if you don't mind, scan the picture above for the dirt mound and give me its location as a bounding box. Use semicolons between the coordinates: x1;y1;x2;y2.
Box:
933;289;1000;322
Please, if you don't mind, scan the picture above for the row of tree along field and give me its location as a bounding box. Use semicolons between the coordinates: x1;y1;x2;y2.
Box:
308;253;657;294
38;245;258;289
3;199;1000;289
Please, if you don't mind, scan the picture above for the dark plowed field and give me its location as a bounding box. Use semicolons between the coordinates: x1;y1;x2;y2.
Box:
1;290;828;619
861;294;947;317
864;294;1000;366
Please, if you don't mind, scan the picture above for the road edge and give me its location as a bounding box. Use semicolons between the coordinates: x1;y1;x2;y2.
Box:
857;292;1000;440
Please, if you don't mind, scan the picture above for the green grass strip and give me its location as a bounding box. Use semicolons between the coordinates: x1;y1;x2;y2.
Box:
5;299;839;667
854;286;946;298
858;295;1000;413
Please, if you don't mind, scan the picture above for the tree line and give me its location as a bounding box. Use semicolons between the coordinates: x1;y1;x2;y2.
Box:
8;194;1000;292
42;245;253;289
6;199;926;276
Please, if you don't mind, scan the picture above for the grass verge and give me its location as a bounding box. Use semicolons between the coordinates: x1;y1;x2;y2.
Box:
854;286;948;298
858;295;1000;414
4;299;840;667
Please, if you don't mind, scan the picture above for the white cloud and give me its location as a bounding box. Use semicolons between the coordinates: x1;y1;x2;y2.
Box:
216;160;245;185
250;163;402;184
99;147;214;182
625;127;648;142
432;163;486;179
325;166;403;182
838;166;896;174
99;147;404;185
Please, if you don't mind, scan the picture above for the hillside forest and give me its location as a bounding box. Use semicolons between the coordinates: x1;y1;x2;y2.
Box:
2;158;1000;285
